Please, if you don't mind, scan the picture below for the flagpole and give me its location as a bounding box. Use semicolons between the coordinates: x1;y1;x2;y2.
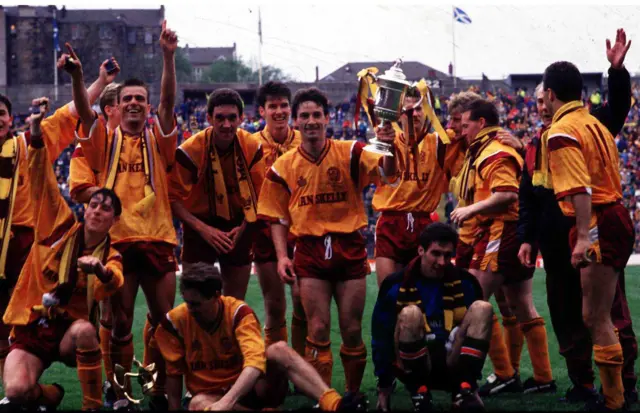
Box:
258;7;263;86
452;6;457;90
53;8;58;101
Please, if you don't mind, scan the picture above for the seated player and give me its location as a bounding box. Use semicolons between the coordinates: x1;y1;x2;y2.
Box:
154;262;366;411
0;101;124;411
372;223;492;412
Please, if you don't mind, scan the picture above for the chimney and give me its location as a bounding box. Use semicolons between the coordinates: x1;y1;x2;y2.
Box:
160;5;165;17
315;66;319;83
61;6;66;18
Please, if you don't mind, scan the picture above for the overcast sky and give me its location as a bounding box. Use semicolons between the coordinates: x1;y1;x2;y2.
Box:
6;0;640;81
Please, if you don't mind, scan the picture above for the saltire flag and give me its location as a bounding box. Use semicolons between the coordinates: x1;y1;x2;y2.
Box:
454;7;472;24
53;17;60;52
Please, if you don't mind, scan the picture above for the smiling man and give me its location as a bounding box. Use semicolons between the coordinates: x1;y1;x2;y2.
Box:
257;87;396;398
371;223;492;412
250;82;306;352
2;101;123;411
65;20;180;410
169;88;264;301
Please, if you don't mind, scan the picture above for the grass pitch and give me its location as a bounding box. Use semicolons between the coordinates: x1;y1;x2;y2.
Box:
37;268;640;411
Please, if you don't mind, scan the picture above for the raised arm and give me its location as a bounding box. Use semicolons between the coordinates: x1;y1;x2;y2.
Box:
157;20;178;135
59;43;95;136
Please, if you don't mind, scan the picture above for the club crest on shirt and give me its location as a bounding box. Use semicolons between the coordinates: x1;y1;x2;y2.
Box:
327;167;341;184
216;193;225;204
297;176;307;188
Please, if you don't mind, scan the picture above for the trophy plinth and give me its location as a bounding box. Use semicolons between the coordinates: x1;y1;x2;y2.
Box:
364;59;414;157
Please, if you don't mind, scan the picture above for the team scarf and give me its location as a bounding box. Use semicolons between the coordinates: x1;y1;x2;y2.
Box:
528;126;553;189
204;129;259;223
37;223;110;327
260;127;297;158
104;127;156;215
450;126;502;207
395;258;467;333
0;135;20;280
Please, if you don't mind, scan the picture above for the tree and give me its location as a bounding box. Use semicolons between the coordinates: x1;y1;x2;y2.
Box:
203;57;291;83
175;48;194;82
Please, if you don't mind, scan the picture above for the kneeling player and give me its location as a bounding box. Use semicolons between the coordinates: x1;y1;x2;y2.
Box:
372;223;492;411
155;262;365;411
1;103;124;411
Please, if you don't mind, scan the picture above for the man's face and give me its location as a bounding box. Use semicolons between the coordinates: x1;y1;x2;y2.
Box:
105;102;121;127
296;101;328;145
119;86;150;127
83;193;117;235
183;288;217;323
259;96;291;130
542;86;556;118
0;103;13;139
401;96;425;134
537;89;551;127
460;111;484;145
419;241;454;279
448;110;464;140
208;105;241;143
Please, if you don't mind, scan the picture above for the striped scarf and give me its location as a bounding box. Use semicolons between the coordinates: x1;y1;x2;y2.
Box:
395;258;467;334
260;127;296;158
528;126;553;189
104;127;156;215
38;225;110;327
450;126;502;206
0;135;20;280
204;130;260;223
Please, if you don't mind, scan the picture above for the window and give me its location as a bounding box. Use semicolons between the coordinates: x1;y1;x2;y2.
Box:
71;24;82;40
144;30;153;45
194;67;203;81
99;25;112;40
128;29;136;45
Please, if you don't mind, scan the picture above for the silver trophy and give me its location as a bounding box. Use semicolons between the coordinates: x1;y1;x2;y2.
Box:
113;357;158;405
364;59;416;157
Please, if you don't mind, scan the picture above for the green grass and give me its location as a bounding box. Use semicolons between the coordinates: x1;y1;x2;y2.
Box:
37;267;640;411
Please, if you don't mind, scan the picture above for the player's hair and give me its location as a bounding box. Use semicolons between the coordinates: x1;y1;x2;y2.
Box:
256;81;291;109
448;91;482;115
180;262;223;299
534;82;544;97
465;99;499;127
207;88;244;117
99;83;120;121
543;61;583;103
90;188;122;217
291;87;329;119
0;94;12;115
419;223;459;250
116;78;150;103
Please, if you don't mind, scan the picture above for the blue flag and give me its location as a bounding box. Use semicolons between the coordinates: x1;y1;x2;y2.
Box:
453;7;472;24
53;18;60;52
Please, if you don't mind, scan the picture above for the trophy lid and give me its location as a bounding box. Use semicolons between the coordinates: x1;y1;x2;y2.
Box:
378;59;412;86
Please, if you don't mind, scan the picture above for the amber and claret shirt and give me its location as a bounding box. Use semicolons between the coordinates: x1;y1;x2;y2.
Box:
372;129;462;213
76;116;178;246
546;101;622;217
155;296;266;395
257;139;391;237
471;140;523;223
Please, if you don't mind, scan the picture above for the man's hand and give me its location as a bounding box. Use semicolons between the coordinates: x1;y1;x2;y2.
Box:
199;225;233;254
27;97;50;136
98;58;121;85
77;256;106;276
518;243;535;268
206;399;234;411
376;388;392;411
159;20;178;55
607;28;631;70
277;257;296;285
226;221;247;249
58;43;83;78
375;121;396;145
571;238;593;269
496;130;523;152
450;205;477;225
